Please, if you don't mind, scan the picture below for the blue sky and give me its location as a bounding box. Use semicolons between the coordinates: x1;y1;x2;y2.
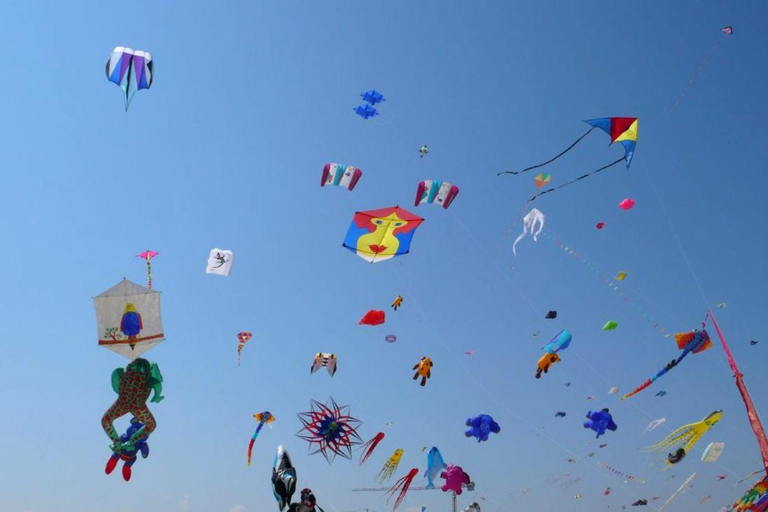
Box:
0;1;767;511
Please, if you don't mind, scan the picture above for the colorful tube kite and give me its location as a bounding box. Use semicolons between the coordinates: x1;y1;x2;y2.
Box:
321;163;362;191
622;329;712;400
247;411;275;466
499;117;638;202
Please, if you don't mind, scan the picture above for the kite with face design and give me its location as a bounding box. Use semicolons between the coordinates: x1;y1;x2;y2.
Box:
343;206;424;263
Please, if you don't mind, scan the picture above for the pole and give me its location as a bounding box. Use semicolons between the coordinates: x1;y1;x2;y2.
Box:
452;491;456;512
709;310;768;471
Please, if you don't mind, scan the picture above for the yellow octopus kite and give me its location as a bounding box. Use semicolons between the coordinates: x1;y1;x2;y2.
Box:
376;448;404;483
643;410;723;466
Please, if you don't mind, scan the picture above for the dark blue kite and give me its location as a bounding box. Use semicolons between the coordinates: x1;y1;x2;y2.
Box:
361;89;385;105
354;104;379;120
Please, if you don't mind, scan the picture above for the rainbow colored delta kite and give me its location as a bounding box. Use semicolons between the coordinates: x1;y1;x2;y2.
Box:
499;117;638;201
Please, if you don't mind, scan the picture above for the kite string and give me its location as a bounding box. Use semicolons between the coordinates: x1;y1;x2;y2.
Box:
527;157;624;202
498;127;595;175
670;35;725;111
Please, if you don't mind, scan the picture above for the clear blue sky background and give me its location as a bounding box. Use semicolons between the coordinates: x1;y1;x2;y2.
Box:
0;1;766;511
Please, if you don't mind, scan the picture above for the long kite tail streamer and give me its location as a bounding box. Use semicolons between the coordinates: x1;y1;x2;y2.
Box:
708;310;768;470
528;157;624;202
658;472;696;512
136;250;159;289
498;127;595;176
247;421;265;466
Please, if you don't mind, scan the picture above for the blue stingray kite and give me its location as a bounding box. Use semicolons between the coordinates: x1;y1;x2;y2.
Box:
498;117;639;201
106;47;154;111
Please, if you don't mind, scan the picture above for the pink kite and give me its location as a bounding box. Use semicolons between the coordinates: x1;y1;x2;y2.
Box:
465;350;475;356
618;199;635;210
359;310;385;326
596;222;605;230
441;464;470;494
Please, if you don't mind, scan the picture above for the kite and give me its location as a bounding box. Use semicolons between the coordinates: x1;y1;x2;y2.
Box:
513;208;545;256
104;417;150;481
716;302;726;309
464;503;481;512
425;447;446;489
237;332;253;365
95;279;165;359
498;117;638;201
596;222;605;230
536;352;560;379
358;432;385;466
658;472;696;512
584;409;618;438
537;329;571;378
465;414;500;442
751;340;759;346
534;173;551;189
419;145;429;158
296;398;363;462
555;411;566;418
656;391;667;397
603;321;618;331
543;329;572;353
343;206;424;263
360;310;386;326
643;410;723;466
136;250;159;289
354;104;378;119
619;198;636;211
632;499;648;506
101;358;164;459
573;494;581;500
465;350;475;356
247;412;275;466
412;357;433;386
605;488;612;496
441;464;470;494
701;442;725;462
206;248;234;276
376;449;404;483
106;46;153;110
699;495;711;504
321;163;362;191
310;353;337;377
644;418;666;433
361;90;385;105
545;310;557;319
615;271;627;281
272;445;297;511
385;335;397;343
598;462;645;483
295;488;326;512
608;387;619;394
384;468;418;511
414;180;460;209
392;295;403;311
732;476;768;512
622;329;713;399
